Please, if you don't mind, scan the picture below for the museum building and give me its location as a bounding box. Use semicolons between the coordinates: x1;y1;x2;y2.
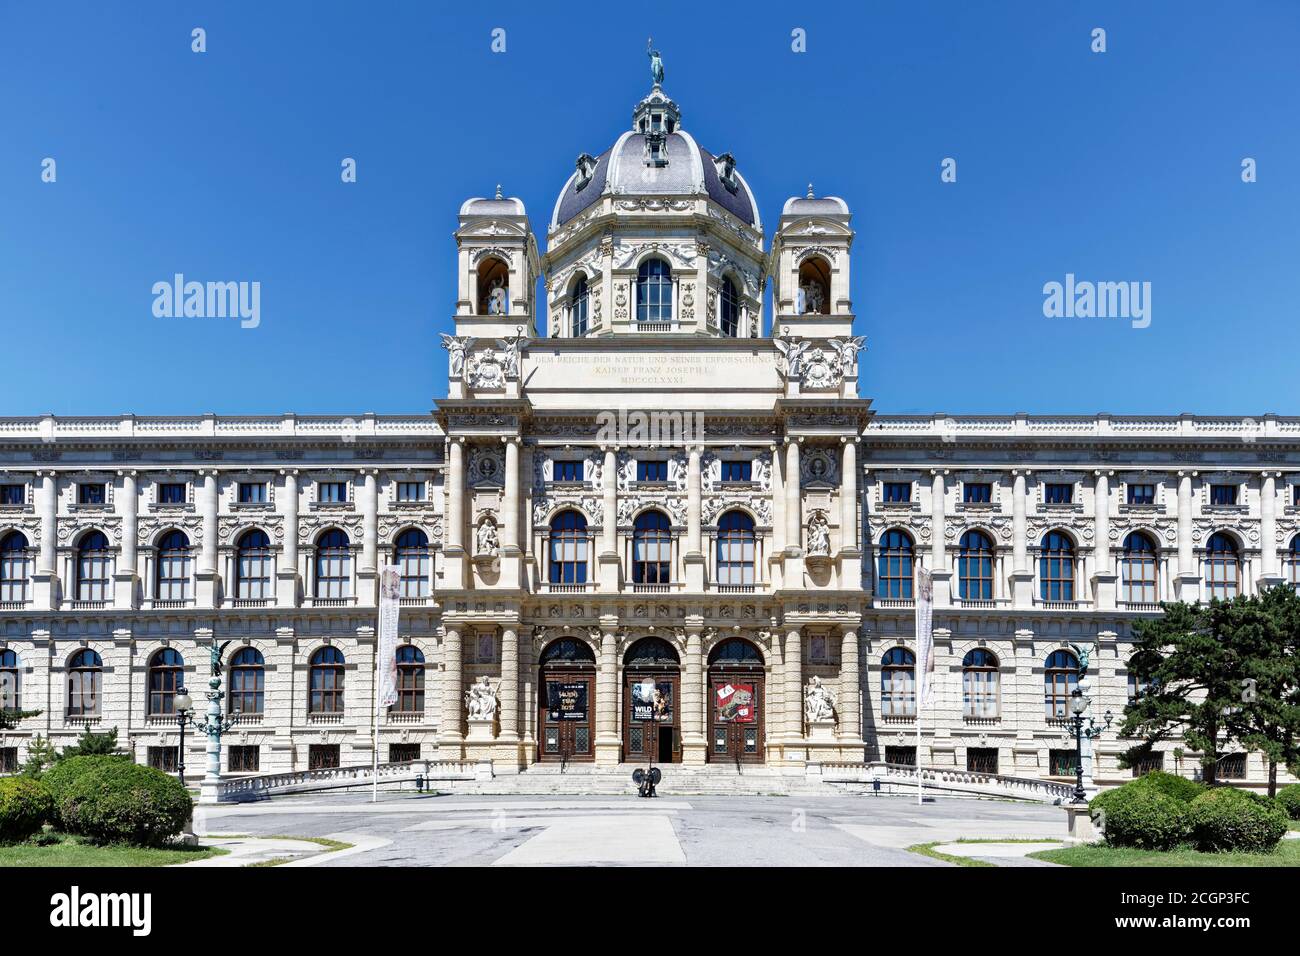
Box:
1;73;1299;788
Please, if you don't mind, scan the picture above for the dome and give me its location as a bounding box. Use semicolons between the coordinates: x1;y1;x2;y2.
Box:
781;189;849;219
549;87;760;233
460;187;527;218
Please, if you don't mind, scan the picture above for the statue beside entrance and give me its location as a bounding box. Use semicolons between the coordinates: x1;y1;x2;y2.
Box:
465;675;499;741
804;675;836;742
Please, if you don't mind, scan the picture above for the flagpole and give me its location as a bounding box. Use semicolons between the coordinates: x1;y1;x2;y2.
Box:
371;634;379;804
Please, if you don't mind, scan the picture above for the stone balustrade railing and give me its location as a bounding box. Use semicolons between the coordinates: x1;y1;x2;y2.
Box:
815;761;1076;804
214;758;490;802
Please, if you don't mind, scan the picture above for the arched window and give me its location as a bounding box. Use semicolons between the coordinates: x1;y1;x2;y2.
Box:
76;531;112;602
235;529;272;601
394;528;430;598
155;530;191;602
1127;664;1154;702
797;257;831;315
1043;649;1079;718
477;256;510;315
719;276;740;336
548;510;589;584
881;647;916;717
1204;532;1240;600
147;648;184;716
394;645;425;714
716;510;756;586
0;648;19;711
1289;534;1300;589
877;530;914;600
570;275;589;337
67;649;103;717
228;647;265;716
1121;532;1158;604
632;510;672;585
958;531;994;600
636;258;673;326
1039;531;1075;602
315;529;351;599
309;647;345;714
0;531;29;603
707;638;764;667
962;648;999;718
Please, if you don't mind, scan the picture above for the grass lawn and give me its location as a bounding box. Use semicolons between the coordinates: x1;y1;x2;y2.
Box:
1032;838;1300;868
907;838;1054;867
0;833;227;867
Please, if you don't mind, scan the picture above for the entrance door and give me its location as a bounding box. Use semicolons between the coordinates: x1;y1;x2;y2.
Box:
623;671;680;764
708;673;765;764
539;671;595;762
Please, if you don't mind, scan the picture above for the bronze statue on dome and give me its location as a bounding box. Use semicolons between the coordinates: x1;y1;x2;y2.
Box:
647;38;664;87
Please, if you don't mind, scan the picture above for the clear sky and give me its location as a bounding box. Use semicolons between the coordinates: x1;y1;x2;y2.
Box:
2;1;1298;418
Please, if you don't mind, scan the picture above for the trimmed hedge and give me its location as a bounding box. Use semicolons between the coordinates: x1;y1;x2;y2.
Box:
1095;786;1191;850
1089;771;1204;840
57;761;192;847
1277;784;1300;822
1188;787;1288;853
0;776;54;843
41;755;128;809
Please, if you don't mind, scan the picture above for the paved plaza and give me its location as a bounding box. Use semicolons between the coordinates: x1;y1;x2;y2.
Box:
194;791;1068;867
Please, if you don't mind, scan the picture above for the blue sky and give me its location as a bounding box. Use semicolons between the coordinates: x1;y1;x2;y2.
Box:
2;1;1297;417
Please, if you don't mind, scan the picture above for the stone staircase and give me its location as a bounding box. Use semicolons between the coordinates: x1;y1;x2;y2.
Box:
441;763;865;797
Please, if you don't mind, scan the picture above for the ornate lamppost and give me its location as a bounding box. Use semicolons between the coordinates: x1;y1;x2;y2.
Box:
1067;677;1113;804
173;689;193;786
189;639;235;804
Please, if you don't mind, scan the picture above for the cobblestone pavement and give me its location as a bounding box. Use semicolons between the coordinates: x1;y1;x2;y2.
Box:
195;791;1068;867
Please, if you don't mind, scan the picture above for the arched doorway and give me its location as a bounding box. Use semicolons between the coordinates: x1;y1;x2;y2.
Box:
537;638;596;763
707;638;765;764
622;637;681;764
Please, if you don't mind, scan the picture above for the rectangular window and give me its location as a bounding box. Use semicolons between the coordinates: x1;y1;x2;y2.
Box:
395;481;425;502
78;483;106;505
1049;749;1079;777
882;482;911;503
1294;486;1300;507
1210;484;1239;506
963;482;992;504
966;747;999;774
308;744;341;770
147;746;179;773
229;745;260;773
552;460;584;482
157;482;186;505
1044;483;1073;505
636;460;668;483
1127;483;1156;505
720;461;752;483
473;633;498;664
0;485;24;506
808;634;829;664
389;743;420;763
1216;753;1247;780
0;747;16;773
318;482;348;503
1131;752;1165;777
238;482;267;504
884;746;916;767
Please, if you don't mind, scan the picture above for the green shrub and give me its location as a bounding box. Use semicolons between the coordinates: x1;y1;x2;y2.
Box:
0;776;54;843
1132;770;1204;804
41;755;128;808
1277;784;1300;821
57;761;191;847
1188;787;1288;853
1094;786;1191;850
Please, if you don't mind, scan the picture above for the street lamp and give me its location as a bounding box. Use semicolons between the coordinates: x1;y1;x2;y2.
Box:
1067;683;1113;804
173;689;193;786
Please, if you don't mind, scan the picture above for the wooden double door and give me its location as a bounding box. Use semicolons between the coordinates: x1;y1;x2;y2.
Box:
538;668;595;763
623;670;680;764
708;671;765;763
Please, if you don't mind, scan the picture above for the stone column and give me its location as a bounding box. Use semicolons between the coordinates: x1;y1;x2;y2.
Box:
444;439;465;589
785;440;801;549
200;472;218;574
1010;470;1034;607
361;471;378;572
839;624;861;743
1261;472;1282;585
595;627;620;764
1175;471;1199;600
114;471;138;610
784;627;802;743
686;446;702;554
929;470;951;606
682;626;705;764
439;626;463;751
1092;471;1116;610
601;448;618;554
502;438;520;552
499;625;519;744
840;439;857;550
277;470;300;606
37;473;57;574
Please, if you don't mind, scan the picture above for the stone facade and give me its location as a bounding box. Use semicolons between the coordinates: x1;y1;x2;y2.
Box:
1;79;1297;787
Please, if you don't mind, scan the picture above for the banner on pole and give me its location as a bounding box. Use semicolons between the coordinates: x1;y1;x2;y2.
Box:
377;566;401;710
915;567;934;709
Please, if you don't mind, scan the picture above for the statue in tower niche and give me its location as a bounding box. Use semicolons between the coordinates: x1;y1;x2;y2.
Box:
476;516;499;556
804;676;835;723
486;276;508;315
806;510;831;556
647;38;664;86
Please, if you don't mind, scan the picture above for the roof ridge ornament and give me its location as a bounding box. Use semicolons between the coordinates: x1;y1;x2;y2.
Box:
807;183;815;199
495;184;503;200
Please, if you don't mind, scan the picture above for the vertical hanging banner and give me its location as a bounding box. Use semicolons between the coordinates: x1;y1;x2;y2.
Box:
914;566;934;803
377;566;401;711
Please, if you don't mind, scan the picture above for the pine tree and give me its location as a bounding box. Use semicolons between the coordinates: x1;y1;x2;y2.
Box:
20;734;58;778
